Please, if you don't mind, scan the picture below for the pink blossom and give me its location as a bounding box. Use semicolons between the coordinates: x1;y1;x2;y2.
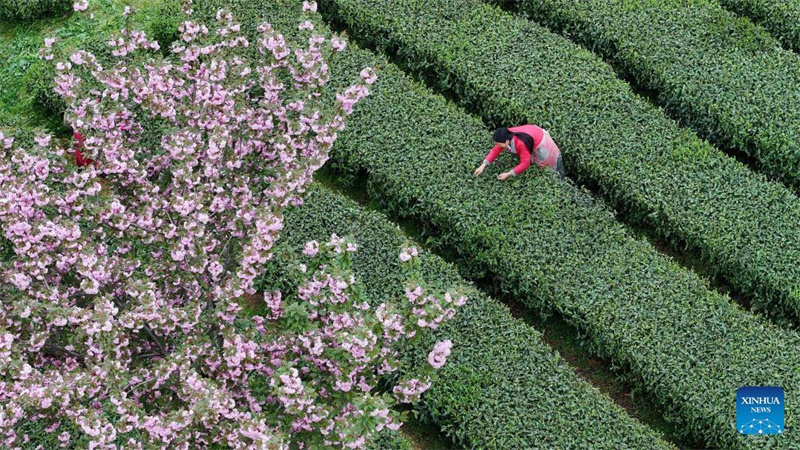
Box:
34;134;51;147
428;340;452;369
302;1;318;12
303;240;320;256
208;261;223;278
170;248;186;262
392;378;432;403
331;36;347;52
405;286;423;302
360;67;378;85
10;273;31;290
0;8;439;447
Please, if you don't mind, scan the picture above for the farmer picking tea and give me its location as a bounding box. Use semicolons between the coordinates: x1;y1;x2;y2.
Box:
474;125;565;180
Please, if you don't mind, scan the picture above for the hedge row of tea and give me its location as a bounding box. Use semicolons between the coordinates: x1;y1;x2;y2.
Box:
253;5;800;447
717;0;800;53
317;0;800;327
0;0;69;21
494;0;800;189
276;185;671;448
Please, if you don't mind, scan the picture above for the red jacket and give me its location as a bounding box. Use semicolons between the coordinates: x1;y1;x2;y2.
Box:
73;132;97;168
484;125;544;175
73;119;131;168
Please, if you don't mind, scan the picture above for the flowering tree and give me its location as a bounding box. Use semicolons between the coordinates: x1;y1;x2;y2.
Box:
256;237;465;448
0;1;464;448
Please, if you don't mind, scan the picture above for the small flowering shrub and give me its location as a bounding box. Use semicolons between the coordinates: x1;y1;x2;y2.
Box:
0;1;463;448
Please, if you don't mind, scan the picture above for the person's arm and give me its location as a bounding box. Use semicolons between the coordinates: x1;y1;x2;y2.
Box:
74;132;84;166
498;144;531;180
75;148;86;167
475;144;504;176
506;145;531;177
484;144;503;165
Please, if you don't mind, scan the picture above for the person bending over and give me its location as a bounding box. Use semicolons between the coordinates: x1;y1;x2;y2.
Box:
474;125;565;180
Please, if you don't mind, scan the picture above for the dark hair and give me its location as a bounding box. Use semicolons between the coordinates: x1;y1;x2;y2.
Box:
494;126;535;153
493;127;513;143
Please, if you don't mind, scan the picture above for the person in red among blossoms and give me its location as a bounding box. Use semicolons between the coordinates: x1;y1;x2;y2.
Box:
65;112;130;168
64;113;97;168
474;125;565;180
71;129;96;168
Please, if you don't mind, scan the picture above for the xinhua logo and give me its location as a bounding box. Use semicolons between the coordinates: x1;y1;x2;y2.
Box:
737;386;785;435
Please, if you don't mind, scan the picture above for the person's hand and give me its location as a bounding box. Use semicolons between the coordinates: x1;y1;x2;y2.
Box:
497;172;513;181
474;163;486;177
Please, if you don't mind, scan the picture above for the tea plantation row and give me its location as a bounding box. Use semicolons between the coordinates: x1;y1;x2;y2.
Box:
277;185;671;448
717;0;800;53
316;0;800;328
195;4;671;445
234;2;800;447
494;0;800;190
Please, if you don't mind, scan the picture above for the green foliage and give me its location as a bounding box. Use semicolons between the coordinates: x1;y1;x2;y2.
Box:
14;404;146;447
317;0;800;328
716;0;800;53
0;13;70;131
495;0;800;190
143;0;182;52
23;58;67;122
0;235;13;263
280;186;671;449
0;0;184;131
0;0;70;21
367;428;414;450
241;2;800;447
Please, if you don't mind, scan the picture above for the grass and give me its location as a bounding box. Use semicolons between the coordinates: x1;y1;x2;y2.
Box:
0;0;179;133
0;10;71;130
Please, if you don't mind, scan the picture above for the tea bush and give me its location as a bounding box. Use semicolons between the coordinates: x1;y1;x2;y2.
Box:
279;186;672;449
319;0;800;327
717;0;800;53
283;2;800;446
494;0;800;189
